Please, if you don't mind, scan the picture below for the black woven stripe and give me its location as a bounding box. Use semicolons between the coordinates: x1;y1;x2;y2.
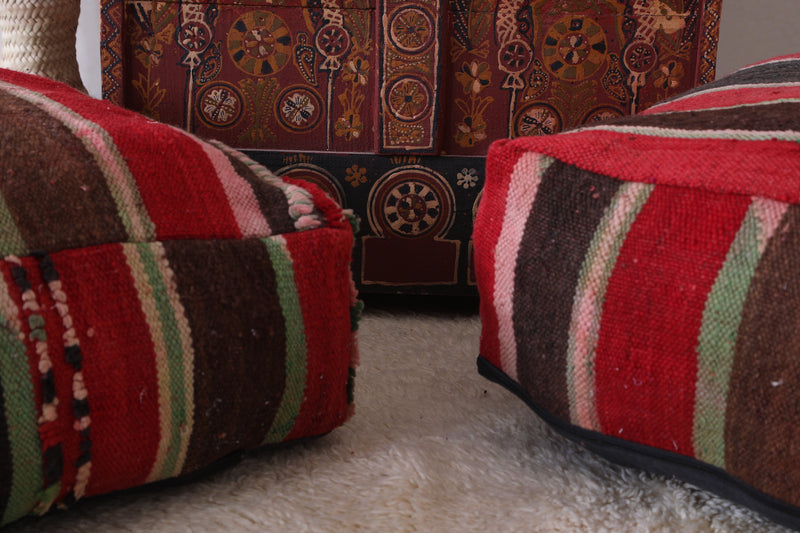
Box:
10;265;30;292
41;370;57;404
64;345;82;370
37;254;93;486
219;150;298;235
72;398;90;419
608;101;800;133
663;57;800;102
711;59;800;86
42;444;63;486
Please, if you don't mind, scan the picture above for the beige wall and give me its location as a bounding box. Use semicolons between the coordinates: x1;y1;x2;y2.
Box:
716;0;800;76
5;0;800;98
76;0;100;97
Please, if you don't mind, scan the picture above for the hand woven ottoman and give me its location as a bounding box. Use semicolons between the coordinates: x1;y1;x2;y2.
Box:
474;54;800;530
0;68;358;527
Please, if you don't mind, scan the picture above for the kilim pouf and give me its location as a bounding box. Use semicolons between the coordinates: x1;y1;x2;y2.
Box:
474;53;800;530
0;68;359;527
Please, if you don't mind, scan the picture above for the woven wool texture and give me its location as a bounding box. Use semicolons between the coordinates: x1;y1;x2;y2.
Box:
0;68;358;527
474;54;800;510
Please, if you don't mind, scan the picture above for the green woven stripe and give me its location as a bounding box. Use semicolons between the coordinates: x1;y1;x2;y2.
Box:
693;200;786;466
0;275;42;526
566;181;653;430
0;194;27;257
262;236;307;444
127;243;194;481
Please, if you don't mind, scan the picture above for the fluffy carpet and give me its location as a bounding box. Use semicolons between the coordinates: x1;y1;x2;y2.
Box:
5;297;792;532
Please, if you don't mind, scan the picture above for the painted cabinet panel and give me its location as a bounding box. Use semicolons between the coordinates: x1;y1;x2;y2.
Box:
101;0;722;293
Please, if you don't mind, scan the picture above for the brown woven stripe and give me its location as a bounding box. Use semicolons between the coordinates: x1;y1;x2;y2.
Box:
221;152;296;236
672;58;800;101
513;161;622;420
725;205;800;504
163;239;287;475
602;102;800;133
0;90;128;252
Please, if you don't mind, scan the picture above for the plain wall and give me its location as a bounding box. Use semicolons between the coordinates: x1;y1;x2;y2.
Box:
4;0;800;98
716;0;800;76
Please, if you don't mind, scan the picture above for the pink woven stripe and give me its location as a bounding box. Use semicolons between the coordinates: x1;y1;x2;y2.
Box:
494;153;551;381
475;140;528;370
568;182;653;430
197;142;272;238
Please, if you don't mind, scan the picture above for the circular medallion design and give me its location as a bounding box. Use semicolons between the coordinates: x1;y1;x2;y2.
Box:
543;16;607;81
368;167;455;239
227;11;292;76
583;106;624;124
472;189;483;224
386;77;431;123
276;86;323;132
513;103;562;137
388;7;435;54
197;82;243;128
623;41;657;74
179;20;213;54
315;23;351;58
277;164;345;207
499;39;534;74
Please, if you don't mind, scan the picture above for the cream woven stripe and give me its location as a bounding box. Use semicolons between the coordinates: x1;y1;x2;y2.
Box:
567;182;654;431
0;0;85;91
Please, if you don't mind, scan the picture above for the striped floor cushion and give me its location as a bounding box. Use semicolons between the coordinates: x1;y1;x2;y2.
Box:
0;69;358;526
474;54;800;530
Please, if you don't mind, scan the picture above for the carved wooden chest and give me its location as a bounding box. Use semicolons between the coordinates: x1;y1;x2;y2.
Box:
101;0;722;294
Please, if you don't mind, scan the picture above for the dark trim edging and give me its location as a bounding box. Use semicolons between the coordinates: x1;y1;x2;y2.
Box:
477;355;800;531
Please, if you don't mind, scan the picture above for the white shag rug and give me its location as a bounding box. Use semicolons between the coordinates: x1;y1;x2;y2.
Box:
6;297;793;533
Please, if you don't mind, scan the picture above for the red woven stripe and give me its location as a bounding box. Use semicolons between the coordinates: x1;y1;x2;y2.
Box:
284;226;353;441
473;140;525;368
0;69;84;104
117;127;244;240
647;85;800;114
51;245;161;497
594;187;750;456
502;131;800;205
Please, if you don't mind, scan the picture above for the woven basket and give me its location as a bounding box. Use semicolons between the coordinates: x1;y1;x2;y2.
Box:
0;0;85;91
